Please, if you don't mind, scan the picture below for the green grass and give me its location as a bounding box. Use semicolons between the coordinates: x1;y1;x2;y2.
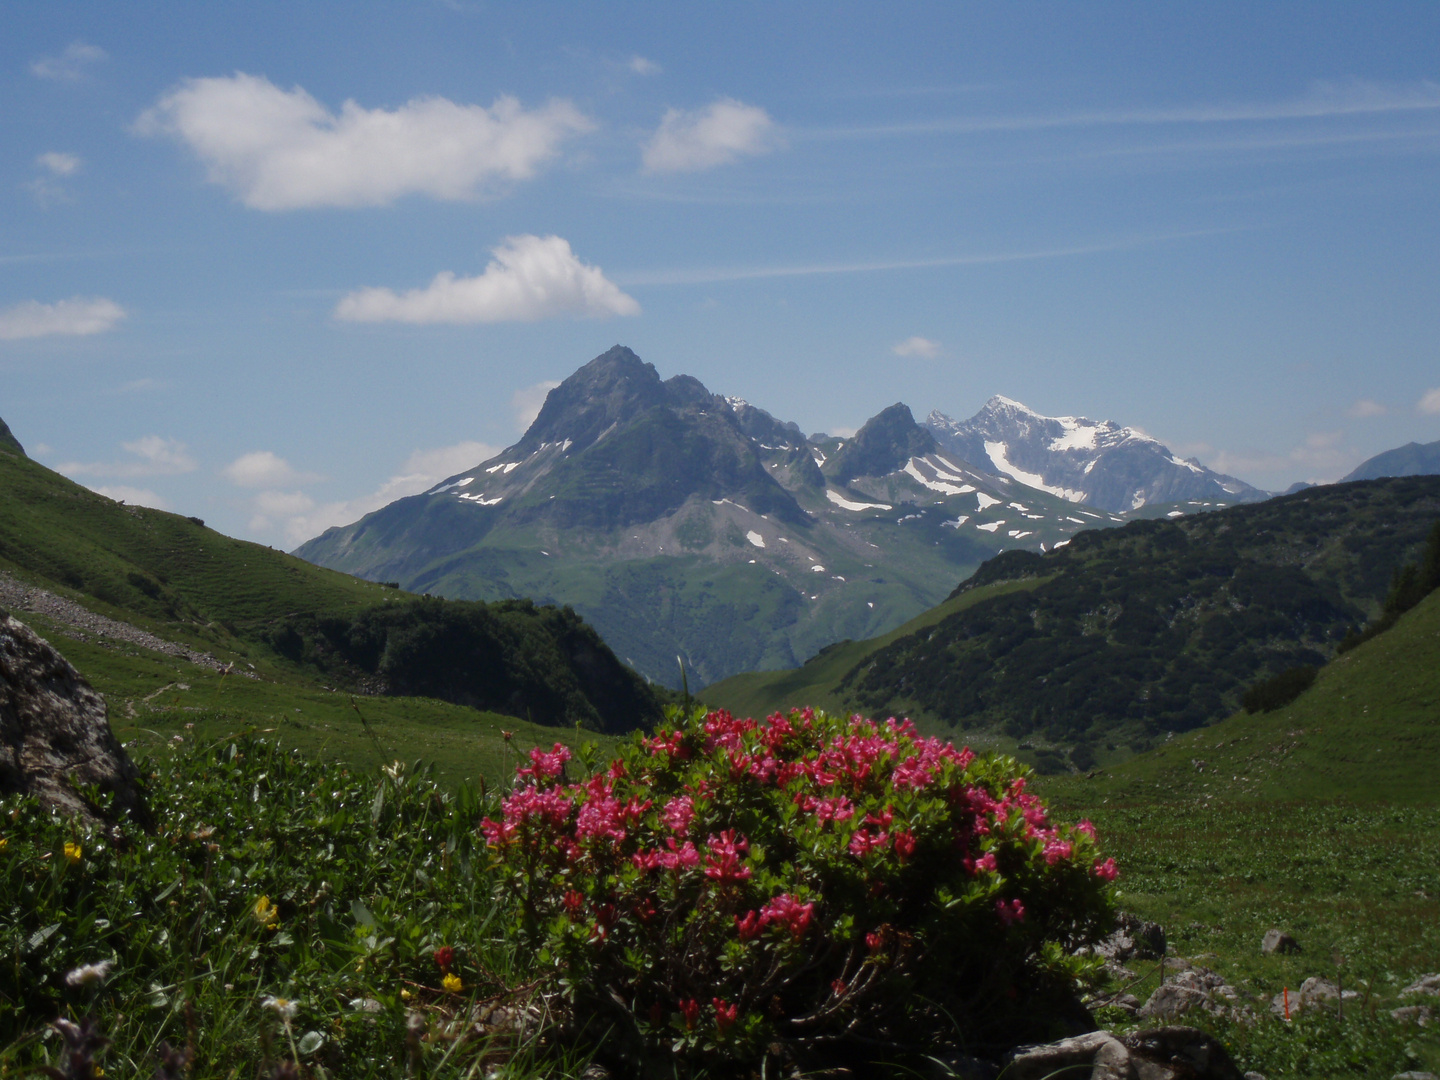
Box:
20;610;621;791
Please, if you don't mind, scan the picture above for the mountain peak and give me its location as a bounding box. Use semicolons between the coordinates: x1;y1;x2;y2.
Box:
826;403;936;484
520;345;671;451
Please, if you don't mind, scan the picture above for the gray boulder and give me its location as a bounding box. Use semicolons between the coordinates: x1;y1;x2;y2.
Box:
1391;1005;1433;1026
1260;929;1300;955
1268;976;1357;1018
1002;1026;1245;1080
0;612;149;826
1402;974;1440;997
1139;968;1249;1022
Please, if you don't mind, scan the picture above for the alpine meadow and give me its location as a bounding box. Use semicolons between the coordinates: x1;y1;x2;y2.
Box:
4;6;1440;1079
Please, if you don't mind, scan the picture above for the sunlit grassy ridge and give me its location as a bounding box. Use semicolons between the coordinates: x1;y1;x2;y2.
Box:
0;445;664;748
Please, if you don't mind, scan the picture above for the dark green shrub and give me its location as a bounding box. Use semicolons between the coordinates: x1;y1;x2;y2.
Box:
1242;665;1318;714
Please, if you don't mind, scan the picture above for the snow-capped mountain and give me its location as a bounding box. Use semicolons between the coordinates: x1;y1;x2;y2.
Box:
926;396;1265;514
297;349;1121;688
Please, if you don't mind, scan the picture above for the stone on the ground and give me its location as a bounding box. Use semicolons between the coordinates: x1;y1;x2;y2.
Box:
1391;1005;1433;1026
1392;1073;1439;1080
1402;974;1440;997
1096;911;1168;963
1260;929;1300;955
1268;976;1358;1017
1002;1026;1244;1080
1139;967;1248;1022
0;611;149;826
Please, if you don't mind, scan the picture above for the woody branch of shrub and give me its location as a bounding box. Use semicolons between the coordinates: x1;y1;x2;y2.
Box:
482;707;1117;1069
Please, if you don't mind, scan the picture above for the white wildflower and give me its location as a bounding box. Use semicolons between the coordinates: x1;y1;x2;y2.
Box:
64;960;113;987
261;995;299;1020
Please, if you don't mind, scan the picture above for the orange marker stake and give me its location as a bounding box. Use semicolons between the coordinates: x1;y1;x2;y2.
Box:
1284;987;1290;1021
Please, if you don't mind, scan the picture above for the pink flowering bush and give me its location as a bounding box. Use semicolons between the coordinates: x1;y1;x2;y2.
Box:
482;708;1116;1071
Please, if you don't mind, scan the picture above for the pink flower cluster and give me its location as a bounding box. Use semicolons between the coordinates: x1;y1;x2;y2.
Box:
735;893;815;941
480;706;1116;959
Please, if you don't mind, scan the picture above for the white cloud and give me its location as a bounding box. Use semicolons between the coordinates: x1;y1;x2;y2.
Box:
37;152;81;176
90;485;171;511
1347;398;1387;418
642;98;780;173
272;440;499;548
1419;388;1440;415
61;435;197;479
628;56;662;76
334;235;640;324
255;490;316;516
892;336;941;358
222;450;322;488
0;297;125;340
136;73;593;210
512;380;561;431
30;42;107;82
1205;430;1354;485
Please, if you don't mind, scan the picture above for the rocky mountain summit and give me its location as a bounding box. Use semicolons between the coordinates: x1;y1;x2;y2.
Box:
298;347;1123;687
927;396;1264;514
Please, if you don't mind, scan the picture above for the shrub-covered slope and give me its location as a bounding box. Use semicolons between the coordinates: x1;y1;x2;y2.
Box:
709;477;1440;751
1073;583;1440;805
0;443;661;733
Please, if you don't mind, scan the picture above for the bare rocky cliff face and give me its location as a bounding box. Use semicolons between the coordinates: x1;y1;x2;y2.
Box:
0;610;150;827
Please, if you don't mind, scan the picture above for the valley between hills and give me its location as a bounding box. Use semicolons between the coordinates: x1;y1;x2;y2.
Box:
2;350;1439;1078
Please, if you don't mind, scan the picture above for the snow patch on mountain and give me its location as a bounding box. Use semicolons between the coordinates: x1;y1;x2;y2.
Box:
825;488;892;512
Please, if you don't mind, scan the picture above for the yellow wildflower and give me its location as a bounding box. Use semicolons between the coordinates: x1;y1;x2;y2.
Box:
253;895;279;929
0;837;9;853
442;973;463;994
63;842;82;864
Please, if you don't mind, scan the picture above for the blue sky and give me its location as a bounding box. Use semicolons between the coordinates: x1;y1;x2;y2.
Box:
3;2;1439;546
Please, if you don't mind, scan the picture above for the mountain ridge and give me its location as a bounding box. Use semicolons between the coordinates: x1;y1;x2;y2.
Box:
298;347;1126;687
926;396;1265;514
1343;437;1440;482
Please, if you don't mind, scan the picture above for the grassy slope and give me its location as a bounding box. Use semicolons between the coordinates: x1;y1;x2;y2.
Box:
1023;591;1440;1078
0;447;626;786
702;576;1051;723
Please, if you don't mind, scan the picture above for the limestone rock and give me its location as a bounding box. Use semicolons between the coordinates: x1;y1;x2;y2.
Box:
1260;930;1300;955
1139;968;1248;1022
1097;912;1168;963
1268;976;1357;1017
0;612;149;826
1391;1005;1433;1026
1401;974;1440;997
1002;1026;1245;1080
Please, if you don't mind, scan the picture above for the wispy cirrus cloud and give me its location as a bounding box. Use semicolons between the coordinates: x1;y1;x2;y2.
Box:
136;73;593;210
335;235;639;324
60;435;196;479
809;79;1440;140
617;229;1221;287
0;297;125;340
30;42;106;82
642;99;781;173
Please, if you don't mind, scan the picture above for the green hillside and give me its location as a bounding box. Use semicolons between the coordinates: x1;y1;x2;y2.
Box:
706;477;1440;760
1066;584;1440;805
0;442;663;749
